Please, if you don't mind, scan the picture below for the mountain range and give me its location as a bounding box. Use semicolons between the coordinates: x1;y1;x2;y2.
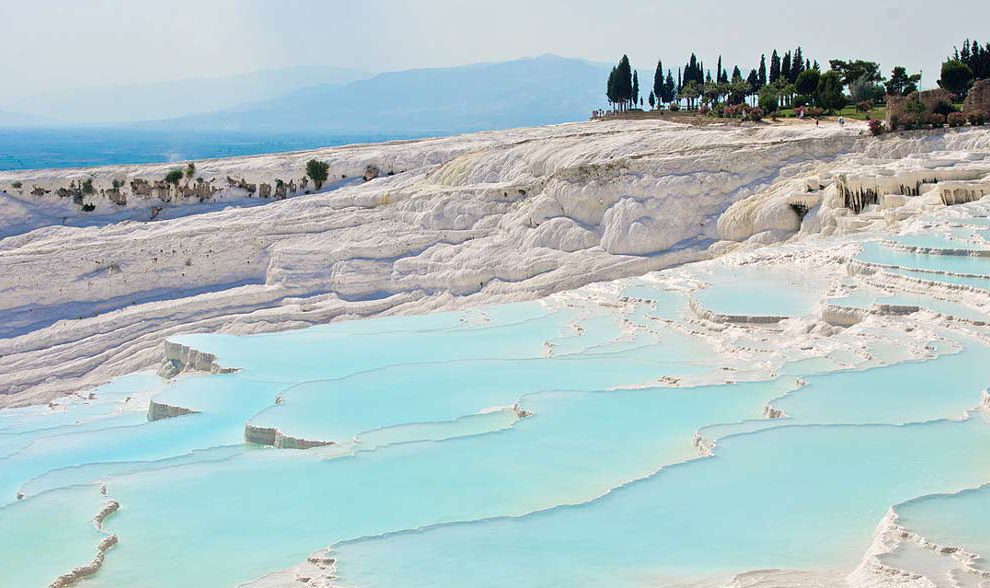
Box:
1;55;612;135
155;54;611;134
0;66;370;125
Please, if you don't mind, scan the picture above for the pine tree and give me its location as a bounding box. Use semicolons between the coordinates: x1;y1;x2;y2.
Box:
769;50;781;84
886;66;921;96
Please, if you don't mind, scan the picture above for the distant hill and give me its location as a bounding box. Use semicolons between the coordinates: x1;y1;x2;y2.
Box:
158;55;611;134
0;66;370;125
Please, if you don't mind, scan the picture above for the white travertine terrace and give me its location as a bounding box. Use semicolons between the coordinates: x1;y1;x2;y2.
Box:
5;121;990;588
4;121;990;408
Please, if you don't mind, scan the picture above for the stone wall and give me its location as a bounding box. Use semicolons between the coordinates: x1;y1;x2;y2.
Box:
886;89;953;127
964;79;990;115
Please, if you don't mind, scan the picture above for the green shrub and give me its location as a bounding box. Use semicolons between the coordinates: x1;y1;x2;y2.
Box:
81;178;95;194
905;99;927;126
164;170;183;185
947;112;967;127
795;69;821;98
933;101;955;116
927;113;946;128
81;203;95;212
306;159;330;190
112;178;124;189
758;88;778;114
816;71;847;112
939;59;973;98
185;162;196;179
11;181;22;189
968;112;986;126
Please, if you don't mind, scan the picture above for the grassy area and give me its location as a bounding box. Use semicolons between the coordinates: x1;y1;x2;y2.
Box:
778;104;886;120
836;104;886;121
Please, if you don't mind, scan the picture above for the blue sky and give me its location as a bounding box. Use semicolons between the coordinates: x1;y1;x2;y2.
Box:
2;0;988;95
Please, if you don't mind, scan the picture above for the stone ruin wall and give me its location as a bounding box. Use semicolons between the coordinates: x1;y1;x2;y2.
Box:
885;89;953;127
964;79;990;116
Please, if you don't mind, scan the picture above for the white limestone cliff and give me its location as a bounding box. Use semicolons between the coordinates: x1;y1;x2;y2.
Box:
3;120;990;406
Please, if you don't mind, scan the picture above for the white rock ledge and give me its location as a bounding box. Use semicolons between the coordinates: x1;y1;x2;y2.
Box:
48;499;120;588
689;296;789;325
243;424;336;450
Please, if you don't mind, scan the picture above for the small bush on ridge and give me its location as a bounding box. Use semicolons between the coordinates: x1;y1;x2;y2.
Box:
306;159;330;190
164;170;184;185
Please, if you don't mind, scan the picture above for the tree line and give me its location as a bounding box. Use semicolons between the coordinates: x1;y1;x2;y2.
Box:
604;39;989;115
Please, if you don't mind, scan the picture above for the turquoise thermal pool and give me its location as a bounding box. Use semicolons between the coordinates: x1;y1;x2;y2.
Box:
2;230;990;588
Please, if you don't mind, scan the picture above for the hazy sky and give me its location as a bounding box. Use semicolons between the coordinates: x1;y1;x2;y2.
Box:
2;0;988;97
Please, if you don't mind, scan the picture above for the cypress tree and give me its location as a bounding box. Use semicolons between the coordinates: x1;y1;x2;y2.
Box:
632;71;640;109
951;39;990;80
664;70;676;103
653;61;665;106
611;55;633;109
781;51;792;85
758;55;767;89
677;67;682;92
769;50;781;84
606;67;617;107
747;69;759;103
791;47;804;82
